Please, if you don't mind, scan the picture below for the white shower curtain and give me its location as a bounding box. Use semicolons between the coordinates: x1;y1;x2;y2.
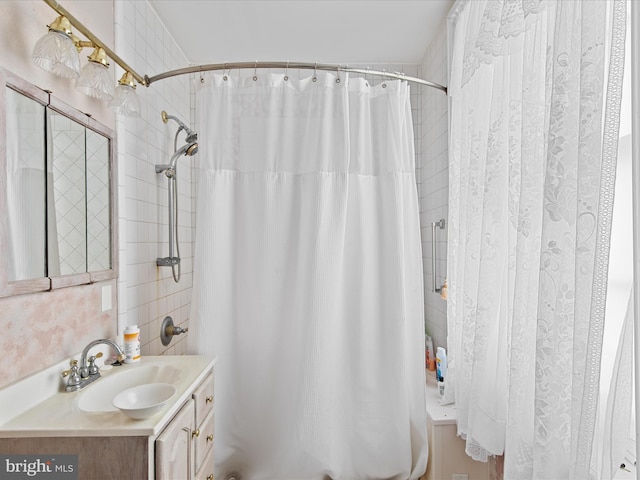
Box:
446;0;626;478
188;71;427;480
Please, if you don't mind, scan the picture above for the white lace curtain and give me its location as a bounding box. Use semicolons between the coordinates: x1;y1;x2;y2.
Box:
446;0;627;478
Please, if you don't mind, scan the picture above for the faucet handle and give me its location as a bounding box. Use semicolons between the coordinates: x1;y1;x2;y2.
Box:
160;316;189;346
61;359;78;374
61;360;81;387
87;353;102;376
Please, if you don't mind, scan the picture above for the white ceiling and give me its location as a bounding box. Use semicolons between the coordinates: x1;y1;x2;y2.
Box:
147;1;454;66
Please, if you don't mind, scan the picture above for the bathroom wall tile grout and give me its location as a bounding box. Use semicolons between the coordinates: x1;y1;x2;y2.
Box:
115;0;193;356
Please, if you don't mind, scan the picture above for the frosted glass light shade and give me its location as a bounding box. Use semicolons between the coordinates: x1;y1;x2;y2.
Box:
76;62;114;101
32;31;81;79
109;84;141;117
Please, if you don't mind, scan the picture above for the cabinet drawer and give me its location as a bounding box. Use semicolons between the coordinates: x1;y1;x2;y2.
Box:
193;372;214;427
195;437;215;480
195;409;215;472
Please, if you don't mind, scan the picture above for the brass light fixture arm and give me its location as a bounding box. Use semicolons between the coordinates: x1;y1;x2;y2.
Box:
42;0;147;86
74;40;93;52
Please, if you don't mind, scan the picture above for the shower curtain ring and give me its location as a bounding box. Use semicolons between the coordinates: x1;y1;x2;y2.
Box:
253;61;258;81
284;61;289;81
223;62;228;81
382;69;387;88
336;65;341;84
313;62;317;82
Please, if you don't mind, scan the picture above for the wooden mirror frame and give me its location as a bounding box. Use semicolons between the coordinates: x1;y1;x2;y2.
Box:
0;66;118;297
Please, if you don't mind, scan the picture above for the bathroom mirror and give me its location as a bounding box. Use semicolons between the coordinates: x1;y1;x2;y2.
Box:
0;66;117;297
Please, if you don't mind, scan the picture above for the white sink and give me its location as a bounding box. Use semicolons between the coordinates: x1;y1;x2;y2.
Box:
0;355;215;438
76;364;181;413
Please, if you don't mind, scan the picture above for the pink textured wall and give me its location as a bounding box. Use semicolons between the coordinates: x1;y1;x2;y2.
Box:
0;281;117;388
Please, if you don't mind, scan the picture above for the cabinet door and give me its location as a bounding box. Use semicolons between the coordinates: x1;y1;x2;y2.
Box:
156;400;195;480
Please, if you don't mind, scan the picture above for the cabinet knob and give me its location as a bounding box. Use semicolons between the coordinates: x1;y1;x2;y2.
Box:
192;429;200;438
207;475;214;480
207;434;213;442
206;396;213;404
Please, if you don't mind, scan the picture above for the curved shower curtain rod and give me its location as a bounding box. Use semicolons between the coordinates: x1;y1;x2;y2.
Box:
40;1;447;94
145;62;448;95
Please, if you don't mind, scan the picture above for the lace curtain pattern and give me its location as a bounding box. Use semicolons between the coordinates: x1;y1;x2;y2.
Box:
447;1;626;478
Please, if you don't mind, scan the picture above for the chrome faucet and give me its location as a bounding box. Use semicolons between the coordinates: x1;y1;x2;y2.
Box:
80;339;126;378
62;339;126;392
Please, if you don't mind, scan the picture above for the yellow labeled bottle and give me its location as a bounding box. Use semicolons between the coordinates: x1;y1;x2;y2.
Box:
124;325;141;363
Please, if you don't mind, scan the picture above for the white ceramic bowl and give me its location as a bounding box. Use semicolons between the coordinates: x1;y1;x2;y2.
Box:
78;365;181;414
112;383;177;420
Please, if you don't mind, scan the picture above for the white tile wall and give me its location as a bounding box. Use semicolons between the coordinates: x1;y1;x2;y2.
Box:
417;18;449;352
114;0;193;356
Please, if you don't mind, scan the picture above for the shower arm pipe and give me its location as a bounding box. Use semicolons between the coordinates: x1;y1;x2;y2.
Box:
42;0;147;86
632;0;640;475
431;219;446;293
145;61;448;94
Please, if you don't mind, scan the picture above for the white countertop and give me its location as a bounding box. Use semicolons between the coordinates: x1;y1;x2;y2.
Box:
425;369;456;426
0;355;216;438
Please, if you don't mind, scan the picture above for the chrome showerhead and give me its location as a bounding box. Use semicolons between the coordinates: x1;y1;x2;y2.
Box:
162;110;197;144
168;141;199;169
186;142;199;156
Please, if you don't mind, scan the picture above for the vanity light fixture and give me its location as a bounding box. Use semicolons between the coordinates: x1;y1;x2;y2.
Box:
75;47;114;101
109;72;141;118
32;15;81;79
32;2;146;117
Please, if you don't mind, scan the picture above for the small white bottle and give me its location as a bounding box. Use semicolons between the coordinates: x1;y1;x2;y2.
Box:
436;347;447;397
124;325;141;363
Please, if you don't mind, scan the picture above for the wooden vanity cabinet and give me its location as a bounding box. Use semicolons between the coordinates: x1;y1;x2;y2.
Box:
0;436;150;479
154;371;215;480
154;369;215;480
